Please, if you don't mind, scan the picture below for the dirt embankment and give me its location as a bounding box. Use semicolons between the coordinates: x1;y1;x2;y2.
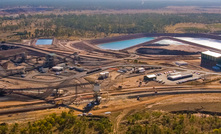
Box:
72;42;95;51
136;48;200;55
72;41;129;58
88;33;147;45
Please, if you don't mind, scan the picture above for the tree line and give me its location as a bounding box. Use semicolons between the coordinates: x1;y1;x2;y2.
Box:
1;110;221;134
0;13;221;40
0;111;112;134
124;111;221;134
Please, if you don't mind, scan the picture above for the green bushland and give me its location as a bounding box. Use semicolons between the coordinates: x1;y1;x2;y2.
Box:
1;110;221;134
183;27;210;33
123;110;221;134
0;111;112;134
1;13;221;41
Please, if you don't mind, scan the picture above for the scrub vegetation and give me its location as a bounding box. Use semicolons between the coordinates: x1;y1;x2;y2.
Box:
1;13;221;42
0;111;112;134
1;110;221;134
122;111;221;134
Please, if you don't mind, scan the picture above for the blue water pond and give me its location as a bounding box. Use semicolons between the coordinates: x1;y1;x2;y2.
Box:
36;39;53;45
98;37;155;50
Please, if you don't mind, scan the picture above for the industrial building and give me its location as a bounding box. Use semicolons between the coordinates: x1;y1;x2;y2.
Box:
175;61;188;66
75;67;85;72
52;66;63;71
144;74;157;81
167;73;193;81
99;72;109;79
201;50;221;69
52;63;67;71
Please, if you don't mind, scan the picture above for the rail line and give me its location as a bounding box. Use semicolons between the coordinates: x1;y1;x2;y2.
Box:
0;87;221;115
0;42;65;59
0;82;91;91
0;42;118;60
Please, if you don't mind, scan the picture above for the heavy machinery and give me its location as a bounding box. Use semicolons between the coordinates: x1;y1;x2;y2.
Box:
84;83;102;112
53;82;109;113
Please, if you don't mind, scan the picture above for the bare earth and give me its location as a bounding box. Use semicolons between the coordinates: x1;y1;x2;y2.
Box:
1;93;221;124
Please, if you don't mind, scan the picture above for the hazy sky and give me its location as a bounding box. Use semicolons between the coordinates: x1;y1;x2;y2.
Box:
1;0;220;1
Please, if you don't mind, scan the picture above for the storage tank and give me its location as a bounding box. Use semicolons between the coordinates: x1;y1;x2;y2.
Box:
104;72;109;78
99;72;109;79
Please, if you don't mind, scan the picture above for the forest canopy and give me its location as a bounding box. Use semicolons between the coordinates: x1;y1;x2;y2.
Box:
0;13;221;41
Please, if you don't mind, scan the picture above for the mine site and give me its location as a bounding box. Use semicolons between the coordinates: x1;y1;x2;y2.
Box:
1;32;221;122
1;0;221;133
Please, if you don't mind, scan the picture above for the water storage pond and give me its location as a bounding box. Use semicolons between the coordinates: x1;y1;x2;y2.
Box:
36;39;53;45
97;36;221;50
98;37;154;50
176;37;221;50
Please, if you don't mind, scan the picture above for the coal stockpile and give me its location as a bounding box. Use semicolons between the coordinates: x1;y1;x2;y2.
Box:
144;43;169;46
136;48;200;55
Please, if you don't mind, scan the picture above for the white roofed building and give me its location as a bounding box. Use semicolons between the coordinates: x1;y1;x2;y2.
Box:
52;66;63;71
144;74;157;81
201;50;221;68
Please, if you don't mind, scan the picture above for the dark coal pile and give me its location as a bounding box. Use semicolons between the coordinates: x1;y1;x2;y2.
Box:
136;48;200;55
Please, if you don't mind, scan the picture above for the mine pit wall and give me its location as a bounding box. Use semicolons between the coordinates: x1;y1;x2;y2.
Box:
88;33;221;45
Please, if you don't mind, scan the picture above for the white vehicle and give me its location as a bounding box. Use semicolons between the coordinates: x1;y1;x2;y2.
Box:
104;112;111;115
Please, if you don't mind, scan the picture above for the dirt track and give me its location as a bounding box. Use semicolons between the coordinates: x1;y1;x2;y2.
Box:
92;96;172;114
